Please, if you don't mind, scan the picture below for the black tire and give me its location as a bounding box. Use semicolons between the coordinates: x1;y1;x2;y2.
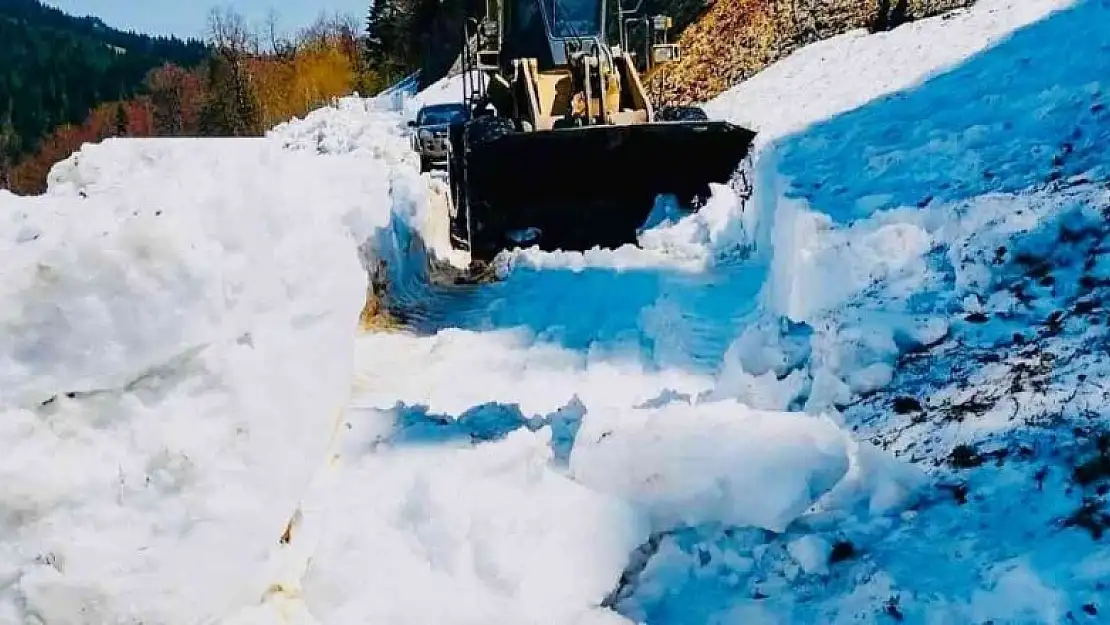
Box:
465;115;516;146
419;156;430;173
455;116;517;261
656;105;710;122
446;123;469;250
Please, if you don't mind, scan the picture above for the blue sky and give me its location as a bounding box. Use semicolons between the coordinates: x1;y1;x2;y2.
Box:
45;1;369;40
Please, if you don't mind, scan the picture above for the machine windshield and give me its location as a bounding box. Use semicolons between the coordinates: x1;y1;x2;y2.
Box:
543;0;602;38
418;105;469;126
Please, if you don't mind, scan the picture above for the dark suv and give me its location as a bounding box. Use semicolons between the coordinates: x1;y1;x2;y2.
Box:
408;102;470;172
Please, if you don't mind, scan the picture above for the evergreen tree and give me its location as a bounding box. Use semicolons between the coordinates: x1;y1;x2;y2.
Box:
114;103;128;136
0;108;18;186
198;50;260;137
366;0;419;83
364;0;388;66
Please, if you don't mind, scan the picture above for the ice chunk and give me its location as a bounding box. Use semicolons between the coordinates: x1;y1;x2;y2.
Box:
786;535;832;576
570;400;852;532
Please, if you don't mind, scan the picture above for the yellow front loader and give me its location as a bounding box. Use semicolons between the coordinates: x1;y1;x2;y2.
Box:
443;0;757;261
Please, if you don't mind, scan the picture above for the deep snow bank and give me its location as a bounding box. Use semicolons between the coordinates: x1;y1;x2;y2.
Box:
0;97;417;623
604;0;1110;621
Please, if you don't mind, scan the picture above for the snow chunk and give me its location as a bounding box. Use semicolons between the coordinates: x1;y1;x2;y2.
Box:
971;560;1065;624
0;106;407;622
571;400;852;532
301;425;646;625
786;535;832;576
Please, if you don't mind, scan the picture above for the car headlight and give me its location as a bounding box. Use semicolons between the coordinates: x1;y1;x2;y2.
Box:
418;129;433;141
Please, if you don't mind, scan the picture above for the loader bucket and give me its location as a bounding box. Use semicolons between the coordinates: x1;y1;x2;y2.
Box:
460;120;757;260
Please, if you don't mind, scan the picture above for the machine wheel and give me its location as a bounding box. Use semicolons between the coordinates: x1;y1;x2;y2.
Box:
656;105;710;122
446;123;469;250
465;115;516;146
455;115;517;261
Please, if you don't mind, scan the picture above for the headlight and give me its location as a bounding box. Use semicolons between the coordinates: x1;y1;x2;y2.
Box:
418;129;434;141
652;44;680;64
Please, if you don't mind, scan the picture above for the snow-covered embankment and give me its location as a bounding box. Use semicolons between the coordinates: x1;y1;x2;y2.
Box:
301;0;1110;622
3;0;1107;619
0;101;424;623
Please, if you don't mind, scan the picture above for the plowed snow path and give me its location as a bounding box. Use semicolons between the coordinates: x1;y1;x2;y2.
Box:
389;251;770;374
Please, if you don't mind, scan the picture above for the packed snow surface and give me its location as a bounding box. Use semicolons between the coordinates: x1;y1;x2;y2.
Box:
4;0;1110;622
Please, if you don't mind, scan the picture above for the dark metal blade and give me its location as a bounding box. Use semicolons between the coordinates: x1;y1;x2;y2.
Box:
462;120;758;257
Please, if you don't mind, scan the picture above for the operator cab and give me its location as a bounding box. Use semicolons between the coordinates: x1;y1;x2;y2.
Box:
543;0;603;38
503;0;606;70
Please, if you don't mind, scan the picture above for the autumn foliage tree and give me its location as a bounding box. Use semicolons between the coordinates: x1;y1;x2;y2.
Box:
249;13;364;129
146;63;206;136
9;99;155;194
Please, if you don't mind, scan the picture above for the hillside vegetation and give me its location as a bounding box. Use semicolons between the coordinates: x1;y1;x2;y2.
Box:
2;5;378;196
0;0;208;180
649;0;976;104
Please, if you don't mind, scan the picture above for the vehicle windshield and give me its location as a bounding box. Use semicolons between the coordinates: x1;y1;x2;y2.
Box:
543;0;602;38
419;106;468;126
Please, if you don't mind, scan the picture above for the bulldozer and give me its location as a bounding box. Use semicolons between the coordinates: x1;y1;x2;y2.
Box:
444;0;758;262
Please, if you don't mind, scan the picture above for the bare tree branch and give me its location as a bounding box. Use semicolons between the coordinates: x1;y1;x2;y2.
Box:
206;4;257;54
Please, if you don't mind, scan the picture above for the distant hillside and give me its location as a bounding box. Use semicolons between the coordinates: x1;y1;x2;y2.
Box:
2;5;374;196
0;0;209;174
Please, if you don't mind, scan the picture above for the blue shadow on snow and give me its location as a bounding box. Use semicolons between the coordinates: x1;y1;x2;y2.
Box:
381;397;587;465
399;257;770;374
775;0;1110;224
608;2;1110;623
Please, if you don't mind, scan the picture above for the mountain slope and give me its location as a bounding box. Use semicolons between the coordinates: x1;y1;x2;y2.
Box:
0;0;208;174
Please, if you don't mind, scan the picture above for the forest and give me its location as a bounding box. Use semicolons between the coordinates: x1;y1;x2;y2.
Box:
0;0;209;186
0;1;379;195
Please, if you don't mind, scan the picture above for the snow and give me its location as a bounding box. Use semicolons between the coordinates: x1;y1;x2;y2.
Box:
300;423;646;625
0;102;410;623
704;0;1072;147
5;0;1110;621
570;402;854;533
400;70;487;121
785;534;831;576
